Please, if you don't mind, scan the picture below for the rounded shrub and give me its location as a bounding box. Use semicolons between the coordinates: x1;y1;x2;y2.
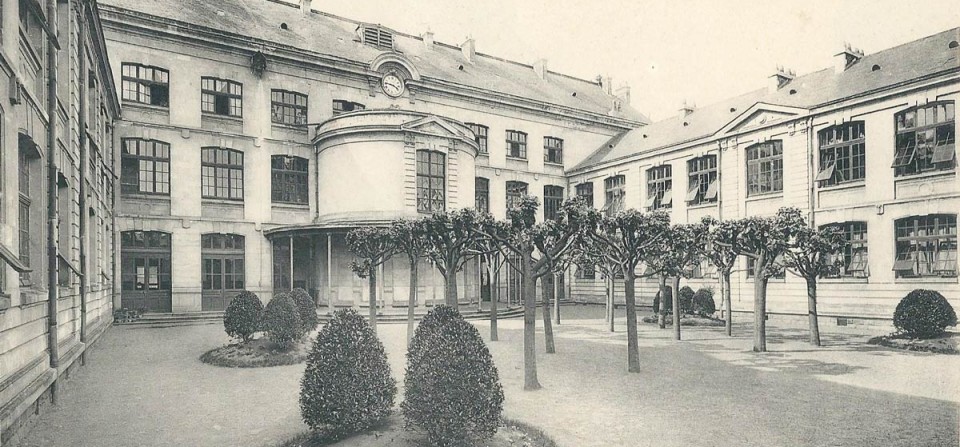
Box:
692;288;716;317
300;308;396;441
679;286;696;315
893;289;957;339
402;305;504;446
653;286;673;314
290;288;319;333
263;292;304;349
223;291;264;342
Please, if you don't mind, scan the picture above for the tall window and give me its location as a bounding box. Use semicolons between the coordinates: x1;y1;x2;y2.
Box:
416;151;445;213
746;140;783;196
271;155;308;204
270;90;308;126
543;185;564;220
575;182;594;208
603;175;625;216
201;147;244;200
121;63;169;107
893;214;957;278
505;181;528;211
817;122;866;186
201;77;242;117
686;155;718;205
202;234;246;291
544;137;563;165
120;138;170;195
18;149;33;283
332;100;365;115
506;130;527;159
822;222;868;278
465;123;488;154
475;177;489;214
892;102;955;176
646;165;672;210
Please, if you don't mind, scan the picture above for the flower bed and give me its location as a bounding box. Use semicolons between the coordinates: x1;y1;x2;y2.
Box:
640;314;725;327
866;332;959;355
200;336;311;368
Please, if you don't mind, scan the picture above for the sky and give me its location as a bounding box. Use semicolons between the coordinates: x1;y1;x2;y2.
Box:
309;0;959;122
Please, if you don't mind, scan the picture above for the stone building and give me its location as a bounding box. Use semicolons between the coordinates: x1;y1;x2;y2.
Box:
0;0;119;443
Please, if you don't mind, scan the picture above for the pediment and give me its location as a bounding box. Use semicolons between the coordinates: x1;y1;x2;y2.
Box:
719;103;808;134
402;116;471;139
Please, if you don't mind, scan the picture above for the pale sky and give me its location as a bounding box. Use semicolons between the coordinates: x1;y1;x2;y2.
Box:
311;0;959;122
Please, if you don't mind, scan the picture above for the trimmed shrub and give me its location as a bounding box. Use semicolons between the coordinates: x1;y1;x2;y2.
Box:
402;305;504;446
263;292;304;349
290;288;319;332
223;291;264;342
679;286;696;315
893;289;957;339
300;308;396;440
652;286;673;314
692;288;716;317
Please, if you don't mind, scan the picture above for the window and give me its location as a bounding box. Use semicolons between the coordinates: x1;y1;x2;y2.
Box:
360;25;394;49
18;143;39;284
270;90;308;126
120;231;172;291
575;182;594;208
893;214;957;278
465;123;488;154
746;140;783;196
746;256;785;279
686;155;718;205
689;258;716;279
201;147;244;200
506;130;527;159
892;102;955;176
271;155;308;205
577;263;596;280
817;122;866;186
646;165;672;210
544;185;564;220
475;177;489;214
201;234;245;291
505;181;528;211
544;137;563;165
332;100;365;115
121;63;169;107
200;77;242;117
822;222;868;278
120;139;170;195
272;238;291;291
602;175;625;216
416;151;445;213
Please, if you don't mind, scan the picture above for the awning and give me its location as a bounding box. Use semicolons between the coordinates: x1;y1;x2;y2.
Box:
703;180;719;200
0;242;31;273
685;181;700;202
661;189;673;206
18;132;42;159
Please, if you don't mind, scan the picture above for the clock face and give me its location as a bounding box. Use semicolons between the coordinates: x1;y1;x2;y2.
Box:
381;73;405;97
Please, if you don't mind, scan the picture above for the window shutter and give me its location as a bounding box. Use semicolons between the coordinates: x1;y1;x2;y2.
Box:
930;143;956;164
685;180;700;202
815;163;835;182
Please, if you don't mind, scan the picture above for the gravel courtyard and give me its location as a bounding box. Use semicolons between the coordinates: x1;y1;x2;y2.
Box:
16;306;959;447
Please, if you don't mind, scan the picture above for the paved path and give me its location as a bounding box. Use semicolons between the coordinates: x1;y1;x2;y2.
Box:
16;306;959;447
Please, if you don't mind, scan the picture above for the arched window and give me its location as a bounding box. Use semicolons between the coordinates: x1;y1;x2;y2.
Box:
121;138;171;195
745;140;783;196
416;150;445;213
686;155;718;205
893;214;957;278
820;222;869;277
645;165;672;210
201;147;244;200
602;175;625;216
271;155;309;204
816;122;865;186
892;101;955;176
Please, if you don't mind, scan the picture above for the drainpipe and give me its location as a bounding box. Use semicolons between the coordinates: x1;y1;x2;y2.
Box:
78;0;89;361
45;0;61;403
806;117;816;226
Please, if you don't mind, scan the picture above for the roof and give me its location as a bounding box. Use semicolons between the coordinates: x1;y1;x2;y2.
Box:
97;0;650;124
571;27;960;173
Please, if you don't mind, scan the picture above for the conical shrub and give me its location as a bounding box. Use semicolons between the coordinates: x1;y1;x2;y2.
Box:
223;290;263;342
263;292;304;349
290;287;319;332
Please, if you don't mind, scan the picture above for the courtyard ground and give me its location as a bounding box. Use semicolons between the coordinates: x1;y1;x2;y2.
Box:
16;305;960;447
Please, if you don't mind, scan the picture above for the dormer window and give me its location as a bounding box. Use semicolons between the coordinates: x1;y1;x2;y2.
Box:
360;25;394;50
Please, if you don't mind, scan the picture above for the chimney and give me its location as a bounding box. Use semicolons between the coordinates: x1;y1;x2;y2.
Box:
423;31;434;50
461;37;475;63
615;84;631;105
834;43;864;73
768;65;795;92
533;58;548;80
602;75;613;95
300;0;312;15
679;99;695;117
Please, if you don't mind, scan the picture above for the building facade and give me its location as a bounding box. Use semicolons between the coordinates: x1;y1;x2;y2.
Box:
0;0;120;443
568;29;960;325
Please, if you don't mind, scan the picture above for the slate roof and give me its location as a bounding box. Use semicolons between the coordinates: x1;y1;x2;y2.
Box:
571;27;960;173
98;0;650;124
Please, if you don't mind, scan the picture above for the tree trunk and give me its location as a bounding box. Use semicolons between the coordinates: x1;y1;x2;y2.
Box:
624;272;641;373
491;262;499;341
608;276;615;333
806;277;821;347
753;273;768;352
657;275;667;329
723;273;733;337
521;250;541;390
407;259;418;344
542;275;556;354
554;272;561;325
368;265;378;332
444;267;459;306
671;276;681;341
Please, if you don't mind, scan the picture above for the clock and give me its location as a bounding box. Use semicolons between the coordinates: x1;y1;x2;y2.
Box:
381;72;405;97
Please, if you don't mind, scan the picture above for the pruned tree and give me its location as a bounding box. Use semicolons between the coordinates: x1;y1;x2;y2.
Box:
645;223;706;340
738;208;798;352
782;219;846;346
702;216;747;337
422;209;484;306
388;218;430;343
473;236;510;342
582;209;671;372
571;233;621;332
347;226;396;332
